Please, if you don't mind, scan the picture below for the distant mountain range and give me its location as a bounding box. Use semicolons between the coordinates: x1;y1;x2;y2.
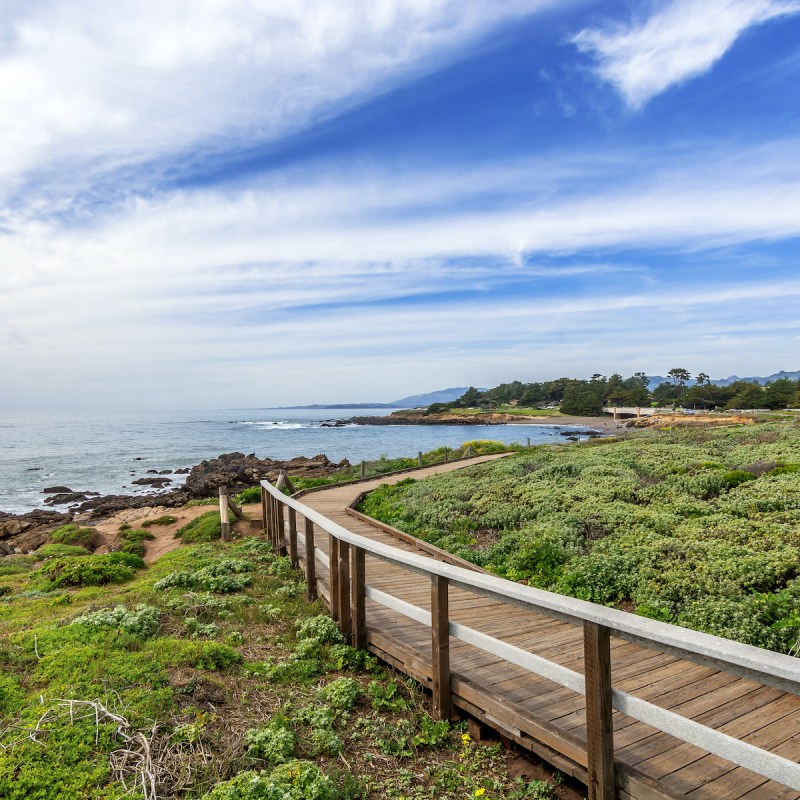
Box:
281;387;479;410
647;370;800;390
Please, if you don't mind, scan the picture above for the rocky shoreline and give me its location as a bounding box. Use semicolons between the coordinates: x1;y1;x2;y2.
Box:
0;451;349;556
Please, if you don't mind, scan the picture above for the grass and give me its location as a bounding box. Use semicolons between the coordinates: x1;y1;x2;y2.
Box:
141;514;179;528
175;512;222;543
441;406;560;417
0;535;569;799
358;420;800;654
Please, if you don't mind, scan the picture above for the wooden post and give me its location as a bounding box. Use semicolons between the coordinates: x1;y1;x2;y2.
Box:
268;495;276;549
584;622;615;800
527;437;531;447
443;447;448;462
351;546;366;650
338;540;352;640
305;517;317;600
260;485;268;536
276;499;287;557
219;487;231;542
329;535;340;622
361;460;366;480
431;575;451;720
271;496;279;550
287;507;298;568
418;451;423;466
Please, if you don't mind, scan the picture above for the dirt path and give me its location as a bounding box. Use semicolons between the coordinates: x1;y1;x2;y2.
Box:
91;504;218;563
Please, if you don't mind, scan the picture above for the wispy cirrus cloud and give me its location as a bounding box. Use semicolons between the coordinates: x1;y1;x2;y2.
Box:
0;0;553;206
572;0;800;108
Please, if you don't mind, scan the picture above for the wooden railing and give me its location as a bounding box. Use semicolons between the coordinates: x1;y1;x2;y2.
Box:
259;478;800;799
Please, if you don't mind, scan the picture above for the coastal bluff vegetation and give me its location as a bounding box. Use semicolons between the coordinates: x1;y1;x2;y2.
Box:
359;419;800;655
365;370;800;423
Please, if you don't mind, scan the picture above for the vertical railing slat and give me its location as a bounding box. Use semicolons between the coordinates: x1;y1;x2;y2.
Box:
288;507;298;568
329;535;340;622
431;575;451;720
351;546;367;650
305;517;317;600
338;540;352;640
584;621;615;800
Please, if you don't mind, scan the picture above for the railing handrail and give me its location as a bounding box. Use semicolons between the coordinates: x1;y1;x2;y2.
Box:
260;475;800;795
261;478;800;695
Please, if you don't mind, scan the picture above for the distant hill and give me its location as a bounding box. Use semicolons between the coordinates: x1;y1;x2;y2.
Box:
648;370;800;390
390;387;482;408
279;387;479;410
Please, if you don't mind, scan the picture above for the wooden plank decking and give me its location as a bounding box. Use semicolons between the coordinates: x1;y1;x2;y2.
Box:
270;456;800;800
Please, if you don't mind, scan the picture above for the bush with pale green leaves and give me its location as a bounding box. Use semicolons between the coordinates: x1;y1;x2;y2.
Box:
358;422;800;653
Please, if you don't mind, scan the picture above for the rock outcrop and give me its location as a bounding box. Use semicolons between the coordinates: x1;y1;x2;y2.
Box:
0;509;69;554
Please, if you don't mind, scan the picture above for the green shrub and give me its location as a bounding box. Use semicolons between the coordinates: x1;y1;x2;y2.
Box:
235;487;262;504
202;761;338;800
29;552;144;590
141;515;178;527
316;677;360;710
48;523;99;550
244;718;297;763
35;543;90;558
70;604;160;638
176;512;222;543
0;555;38;576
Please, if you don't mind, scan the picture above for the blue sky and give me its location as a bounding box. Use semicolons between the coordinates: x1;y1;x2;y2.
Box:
1;0;800;410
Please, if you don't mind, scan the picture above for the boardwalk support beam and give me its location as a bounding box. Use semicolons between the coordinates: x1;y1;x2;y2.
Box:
431;575;451;720
584;622;615;800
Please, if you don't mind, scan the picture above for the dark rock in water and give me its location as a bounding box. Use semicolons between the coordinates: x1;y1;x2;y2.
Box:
133;457;145;461
42;486;73;494
159;469;173;475
132;477;172;487
174;468;190;474
565;436;579;441
25;467;42;472
146;469;159;474
44;492;90;506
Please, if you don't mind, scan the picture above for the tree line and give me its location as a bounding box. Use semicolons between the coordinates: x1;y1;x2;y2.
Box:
426;371;800;417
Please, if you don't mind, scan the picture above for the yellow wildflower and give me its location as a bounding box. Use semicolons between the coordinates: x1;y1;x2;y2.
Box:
461;732;471;744
475;789;486;797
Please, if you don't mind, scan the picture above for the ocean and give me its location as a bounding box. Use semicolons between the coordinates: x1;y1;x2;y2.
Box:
0;408;594;514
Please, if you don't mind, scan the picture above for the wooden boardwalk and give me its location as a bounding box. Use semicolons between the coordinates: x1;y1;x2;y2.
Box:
265;456;800;800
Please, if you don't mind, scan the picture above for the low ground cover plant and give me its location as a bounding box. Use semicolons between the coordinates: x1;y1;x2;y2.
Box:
0;533;566;799
359;421;800;653
176;511;223;543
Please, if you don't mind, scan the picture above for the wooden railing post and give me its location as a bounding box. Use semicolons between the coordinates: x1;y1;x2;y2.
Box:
431;575;451;720
443;447;449;462
260;485;268;536
418;451;423;466
329;535;340;622
351;546;366;649
268;495;277;550
276;499;287;557
305;518;317;600
361;460;366;480
287;507;298;568
219;487;231;542
584;622;615;800
338;540;352;640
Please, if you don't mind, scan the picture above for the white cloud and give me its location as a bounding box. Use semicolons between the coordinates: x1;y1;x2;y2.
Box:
572;0;800;108
0;0;550;202
3;136;800;407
